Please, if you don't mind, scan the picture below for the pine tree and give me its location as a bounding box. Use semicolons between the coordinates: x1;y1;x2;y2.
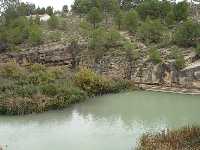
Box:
87;7;102;29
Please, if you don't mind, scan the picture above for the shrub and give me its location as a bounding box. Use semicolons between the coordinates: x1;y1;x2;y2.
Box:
40;83;58;96
14;84;40;98
0;61;26;79
29;63;46;73
89;28;121;50
80;20;92;33
137;18;167;43
149;49;161;64
28;24;42;46
166;11;176;26
0;16;42;49
89;27;106;50
170;48;185;69
74;68;111;96
0;63;89;115
123;41;139;61
74;68;134;96
1;17;30;46
27;64;57;85
104;28;121;48
47;15;59;29
137;127;200;150
174;20;200;47
109;79;134;93
27;71;55;85
175;54;185;70
124;10;139;32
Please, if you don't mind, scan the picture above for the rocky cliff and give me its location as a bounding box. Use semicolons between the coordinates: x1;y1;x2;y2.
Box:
1;42;200;89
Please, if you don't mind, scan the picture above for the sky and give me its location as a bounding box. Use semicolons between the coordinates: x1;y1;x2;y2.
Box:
21;0;75;10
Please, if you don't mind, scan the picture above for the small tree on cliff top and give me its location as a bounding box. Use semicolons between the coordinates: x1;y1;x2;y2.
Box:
87;7;102;29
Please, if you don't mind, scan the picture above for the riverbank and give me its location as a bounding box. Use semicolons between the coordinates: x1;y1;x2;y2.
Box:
137;127;200;150
0;62;134;115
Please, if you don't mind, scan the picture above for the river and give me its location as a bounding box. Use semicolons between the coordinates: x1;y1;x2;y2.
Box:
0;91;200;150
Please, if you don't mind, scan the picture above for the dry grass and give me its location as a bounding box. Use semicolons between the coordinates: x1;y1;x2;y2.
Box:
137;127;200;150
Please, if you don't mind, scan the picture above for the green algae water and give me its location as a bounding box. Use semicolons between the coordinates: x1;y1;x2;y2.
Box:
0;91;200;150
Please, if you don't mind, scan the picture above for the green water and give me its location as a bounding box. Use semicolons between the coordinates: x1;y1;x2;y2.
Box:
0;91;200;150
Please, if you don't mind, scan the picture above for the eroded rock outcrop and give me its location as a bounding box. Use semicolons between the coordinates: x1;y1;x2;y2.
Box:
1;43;200;89
0;43;73;68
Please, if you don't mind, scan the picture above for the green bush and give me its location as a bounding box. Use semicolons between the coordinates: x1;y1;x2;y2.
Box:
14;84;40;98
29;63;46;72
74;68;133;96
0;62;134;115
0;63;87;115
74;68;111;96
40;83;58;96
104;28;121;48
137;18;167;43
27;71;55;85
166;11;176;26
28;24;42;46
123;41;139;61
0;16;43;49
124;10;139;32
174;20;200;47
0;61;26;79
4;17;29;45
89;27;106;50
175;55;185;70
149;49;161;64
89;28;121;50
170;48;185;69
47;15;59;29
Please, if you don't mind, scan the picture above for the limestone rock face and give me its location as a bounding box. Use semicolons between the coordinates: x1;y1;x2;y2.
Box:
179;61;200;88
194;71;200;79
0;44;73;68
1;44;200;89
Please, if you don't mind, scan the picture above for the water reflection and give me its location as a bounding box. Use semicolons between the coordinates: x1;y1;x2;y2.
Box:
0;91;200;150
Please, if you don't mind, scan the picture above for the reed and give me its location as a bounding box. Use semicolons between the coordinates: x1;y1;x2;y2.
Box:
137;127;200;150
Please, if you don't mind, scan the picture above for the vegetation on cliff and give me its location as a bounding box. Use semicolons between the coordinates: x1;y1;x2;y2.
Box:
0;62;85;115
1;0;200;68
74;68;134;96
0;62;133;115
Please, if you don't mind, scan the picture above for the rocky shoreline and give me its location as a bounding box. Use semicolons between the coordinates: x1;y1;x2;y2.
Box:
140;84;200;95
